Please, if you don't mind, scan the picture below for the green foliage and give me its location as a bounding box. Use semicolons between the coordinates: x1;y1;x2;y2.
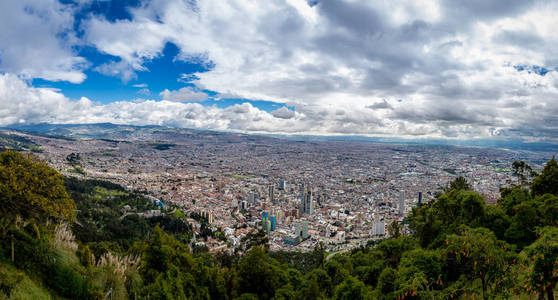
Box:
0;151;75;237
522;227;558;298
443;176;472;193
65;176;192;253
334;276;368;300
0;133;40;152
444;227;517;299
237;247;281;299
0;263;51;299
377;267;398;296
531;157;558;197
387;221;401;239
46;262;89;298
1;153;558;299
0;265;23;298
512;160;535;186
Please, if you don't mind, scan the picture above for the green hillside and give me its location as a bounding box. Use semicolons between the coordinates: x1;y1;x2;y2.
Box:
0;150;557;299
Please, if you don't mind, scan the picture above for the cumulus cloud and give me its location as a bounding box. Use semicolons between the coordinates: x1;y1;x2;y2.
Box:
3;0;558;140
0;0;87;83
74;0;558;139
367;100;393;110
271;107;296;119
137;88;151;96
94;60;138;83
159;87;209;102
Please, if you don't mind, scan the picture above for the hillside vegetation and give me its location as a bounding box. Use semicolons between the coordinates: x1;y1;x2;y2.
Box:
0;150;557;299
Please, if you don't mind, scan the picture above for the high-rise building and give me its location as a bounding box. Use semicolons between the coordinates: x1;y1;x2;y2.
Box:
249;192;257;206
299;183;306;215
418;191;423;205
301;221;309;239
399;192;405;216
269;185;275;204
279;179;286;190
295;220;309;240
306;186;314;215
372;221;385;236
299;183;314;215
270;215;277;231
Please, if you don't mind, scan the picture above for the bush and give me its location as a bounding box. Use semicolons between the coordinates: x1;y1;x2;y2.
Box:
45;262;88;298
0;266;23;297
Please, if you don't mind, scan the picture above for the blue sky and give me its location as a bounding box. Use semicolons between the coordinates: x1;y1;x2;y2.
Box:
31;0;292;113
33;42;205;103
1;0;558;141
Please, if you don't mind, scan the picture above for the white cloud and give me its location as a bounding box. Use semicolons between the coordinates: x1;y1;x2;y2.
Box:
271;106;295;119
137;88;151;95
0;0;87;83
3;0;558;139
4;72;558;140
94;60;138;83
160;87;209;102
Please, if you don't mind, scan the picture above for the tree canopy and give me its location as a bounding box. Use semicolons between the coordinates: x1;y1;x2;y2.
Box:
0;150;75;236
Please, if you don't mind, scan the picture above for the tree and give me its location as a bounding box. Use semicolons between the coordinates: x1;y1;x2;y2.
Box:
444;227;517;300
498;186;532;216
396;249;444;299
0;151;75;237
512;160;535;186
240;228;269;253
538;194;558;227
504;201;540;249
408;205;442;248
377;267;398;296
522;227;558;300
443;176;471;193
237;247;280;299
531;157;558;197
334;276;368;300
388;221;402;239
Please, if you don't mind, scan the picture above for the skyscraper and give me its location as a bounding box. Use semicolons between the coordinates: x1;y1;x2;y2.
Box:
306;186;314;215
372;220;385;236
399;192;405;216
279;179;286;190
418;191;423;205
270;215;277;231
269;185;275;204
300;183;306;215
299;183;314;215
295;220;309;240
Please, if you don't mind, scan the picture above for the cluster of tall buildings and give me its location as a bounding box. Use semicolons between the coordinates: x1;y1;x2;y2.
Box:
261;211;277;233
283;220;309;246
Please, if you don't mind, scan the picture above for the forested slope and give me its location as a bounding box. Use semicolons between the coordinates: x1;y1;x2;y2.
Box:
0;150;557;299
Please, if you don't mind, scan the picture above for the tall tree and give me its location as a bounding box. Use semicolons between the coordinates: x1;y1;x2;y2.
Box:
512;160;535;186
522;227;558;300
444;227;517;300
0;150;75;237
531;157;558;197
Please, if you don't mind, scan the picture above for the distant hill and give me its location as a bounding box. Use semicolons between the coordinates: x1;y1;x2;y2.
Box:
4;122;558;152
0;131;42;152
3;122;280;145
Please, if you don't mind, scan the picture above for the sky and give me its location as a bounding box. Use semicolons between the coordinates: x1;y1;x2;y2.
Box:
1;0;558;141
